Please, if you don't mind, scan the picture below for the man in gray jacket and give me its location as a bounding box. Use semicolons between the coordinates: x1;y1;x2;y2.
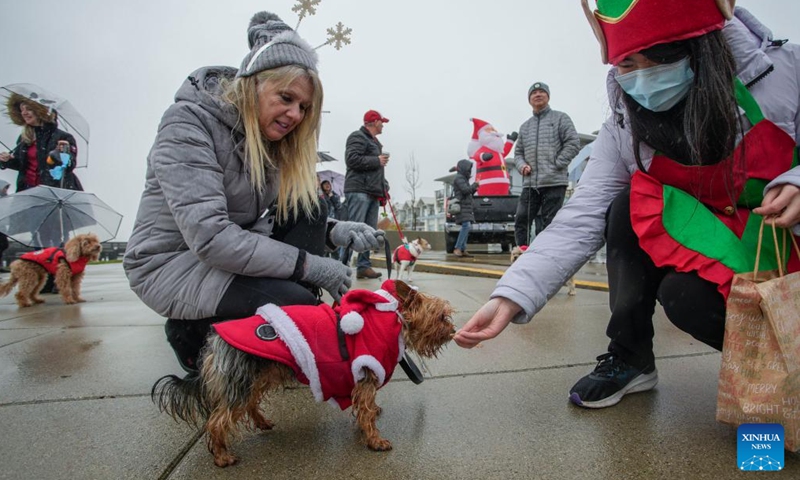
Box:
513;82;580;247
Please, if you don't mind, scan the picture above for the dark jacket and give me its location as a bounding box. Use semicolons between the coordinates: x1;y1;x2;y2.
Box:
453;159;478;224
0;122;82;191
321;191;342;219
343;126;386;197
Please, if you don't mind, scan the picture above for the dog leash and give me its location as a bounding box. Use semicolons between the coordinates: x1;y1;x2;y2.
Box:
340;234;424;384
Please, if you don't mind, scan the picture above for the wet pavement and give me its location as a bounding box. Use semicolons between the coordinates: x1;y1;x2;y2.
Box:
0;257;797;479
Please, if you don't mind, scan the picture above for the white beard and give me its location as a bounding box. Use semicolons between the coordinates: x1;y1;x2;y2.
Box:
478;129;505;152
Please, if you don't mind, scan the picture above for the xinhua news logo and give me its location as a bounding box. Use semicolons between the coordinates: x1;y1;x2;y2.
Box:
737;424;784;471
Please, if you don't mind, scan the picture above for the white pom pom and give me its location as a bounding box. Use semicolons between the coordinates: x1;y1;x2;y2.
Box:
340;312;364;334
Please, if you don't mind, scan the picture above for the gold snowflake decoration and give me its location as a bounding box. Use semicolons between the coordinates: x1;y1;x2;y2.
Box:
324;22;353;50
292;0;321;21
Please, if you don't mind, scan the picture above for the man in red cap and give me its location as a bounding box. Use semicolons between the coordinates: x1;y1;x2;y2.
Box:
341;110;391;279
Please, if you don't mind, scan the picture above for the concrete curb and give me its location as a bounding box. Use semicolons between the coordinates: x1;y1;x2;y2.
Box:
383;260;610;292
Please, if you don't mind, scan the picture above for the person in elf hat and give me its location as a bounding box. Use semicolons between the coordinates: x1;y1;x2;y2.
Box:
455;0;800;409
513;82;580;247
123;12;384;374
466;118;517;196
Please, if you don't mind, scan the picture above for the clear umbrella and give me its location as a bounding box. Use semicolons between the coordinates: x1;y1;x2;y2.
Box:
0;186;121;248
316;169;345;196
1;83;91;167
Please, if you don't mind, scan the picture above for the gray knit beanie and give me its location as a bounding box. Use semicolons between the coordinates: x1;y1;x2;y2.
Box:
528;81;550;98
237;12;318;78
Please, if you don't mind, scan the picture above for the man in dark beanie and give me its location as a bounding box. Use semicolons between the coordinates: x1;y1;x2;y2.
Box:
513;81;580;247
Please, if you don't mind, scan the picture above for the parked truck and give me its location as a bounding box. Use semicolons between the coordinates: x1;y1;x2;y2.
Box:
444;194;517;253
437;159;518;253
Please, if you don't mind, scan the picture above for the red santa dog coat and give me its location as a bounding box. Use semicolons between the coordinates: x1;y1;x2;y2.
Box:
21;247;90;276
467;118;513;196
213;280;405;410
392;243;418;265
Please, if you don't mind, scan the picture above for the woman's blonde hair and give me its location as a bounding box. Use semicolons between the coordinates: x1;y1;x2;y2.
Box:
222;65;323;223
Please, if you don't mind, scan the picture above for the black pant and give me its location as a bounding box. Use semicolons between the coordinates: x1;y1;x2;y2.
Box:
604;187;726;368
514;186;567;246
165;204;328;370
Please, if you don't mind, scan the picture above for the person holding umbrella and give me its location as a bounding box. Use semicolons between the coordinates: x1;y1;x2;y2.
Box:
123;11;384;374
0;93;83;192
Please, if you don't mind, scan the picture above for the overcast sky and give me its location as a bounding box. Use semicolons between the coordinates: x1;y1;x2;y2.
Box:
1;0;798;241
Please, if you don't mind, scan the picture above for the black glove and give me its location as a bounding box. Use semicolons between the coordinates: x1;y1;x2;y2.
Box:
480;152;493;162
507;132;519;142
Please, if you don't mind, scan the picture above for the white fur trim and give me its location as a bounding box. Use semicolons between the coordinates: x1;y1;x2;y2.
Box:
340;311;364;334
467;139;480;157
373;289;398;312
256;304;323;402
352;355;387;386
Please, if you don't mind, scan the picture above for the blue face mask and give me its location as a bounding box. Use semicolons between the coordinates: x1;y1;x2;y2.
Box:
614;57;695;112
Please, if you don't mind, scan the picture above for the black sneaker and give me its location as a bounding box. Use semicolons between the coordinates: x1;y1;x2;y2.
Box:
569;352;658;409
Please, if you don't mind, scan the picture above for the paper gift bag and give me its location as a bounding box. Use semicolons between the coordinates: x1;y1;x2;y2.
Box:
716;222;800;452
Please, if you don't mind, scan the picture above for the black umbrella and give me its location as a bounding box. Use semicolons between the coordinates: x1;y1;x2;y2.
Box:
0;186;121;248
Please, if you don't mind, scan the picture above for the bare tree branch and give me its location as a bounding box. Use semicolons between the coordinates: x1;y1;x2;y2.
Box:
404;153;422;230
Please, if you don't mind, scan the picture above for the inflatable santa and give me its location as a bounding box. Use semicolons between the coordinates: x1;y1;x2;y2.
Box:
467;118;517;196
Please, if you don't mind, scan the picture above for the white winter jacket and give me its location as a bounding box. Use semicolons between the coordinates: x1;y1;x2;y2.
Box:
494;9;800;323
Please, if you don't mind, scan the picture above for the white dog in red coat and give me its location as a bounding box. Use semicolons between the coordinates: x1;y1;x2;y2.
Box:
392;238;431;282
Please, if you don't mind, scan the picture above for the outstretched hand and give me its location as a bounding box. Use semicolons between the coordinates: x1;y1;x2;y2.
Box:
753;184;800;229
453;297;522;348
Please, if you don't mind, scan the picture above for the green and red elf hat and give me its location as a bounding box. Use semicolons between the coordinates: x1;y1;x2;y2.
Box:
581;0;736;64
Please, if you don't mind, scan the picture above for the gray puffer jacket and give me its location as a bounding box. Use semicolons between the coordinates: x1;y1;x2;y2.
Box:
494;10;800;324
123;66;305;320
513;106;580;188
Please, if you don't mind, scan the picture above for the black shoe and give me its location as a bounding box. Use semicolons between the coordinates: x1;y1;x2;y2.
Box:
356;267;382;279
165;318;215;374
569;352;658;409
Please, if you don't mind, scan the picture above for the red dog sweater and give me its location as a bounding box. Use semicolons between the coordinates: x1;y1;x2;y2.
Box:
21;247;90;276
213;280;405;410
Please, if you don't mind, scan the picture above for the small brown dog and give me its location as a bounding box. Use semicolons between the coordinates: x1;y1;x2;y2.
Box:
0;233;102;307
510;245;576;296
152;280;454;467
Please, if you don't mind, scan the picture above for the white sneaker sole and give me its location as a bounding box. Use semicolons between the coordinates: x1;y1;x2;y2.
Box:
570;369;659;409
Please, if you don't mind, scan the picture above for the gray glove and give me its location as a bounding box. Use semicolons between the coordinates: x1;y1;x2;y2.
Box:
301;254;352;302
329;221;385;252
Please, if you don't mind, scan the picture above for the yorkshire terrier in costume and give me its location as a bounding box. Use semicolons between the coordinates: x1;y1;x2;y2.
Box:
152;279;454;467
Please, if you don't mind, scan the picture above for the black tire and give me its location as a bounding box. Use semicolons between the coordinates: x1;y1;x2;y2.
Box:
445;232;457;253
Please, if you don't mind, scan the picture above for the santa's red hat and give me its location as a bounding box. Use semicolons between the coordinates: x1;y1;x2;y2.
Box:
470;118;490;139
